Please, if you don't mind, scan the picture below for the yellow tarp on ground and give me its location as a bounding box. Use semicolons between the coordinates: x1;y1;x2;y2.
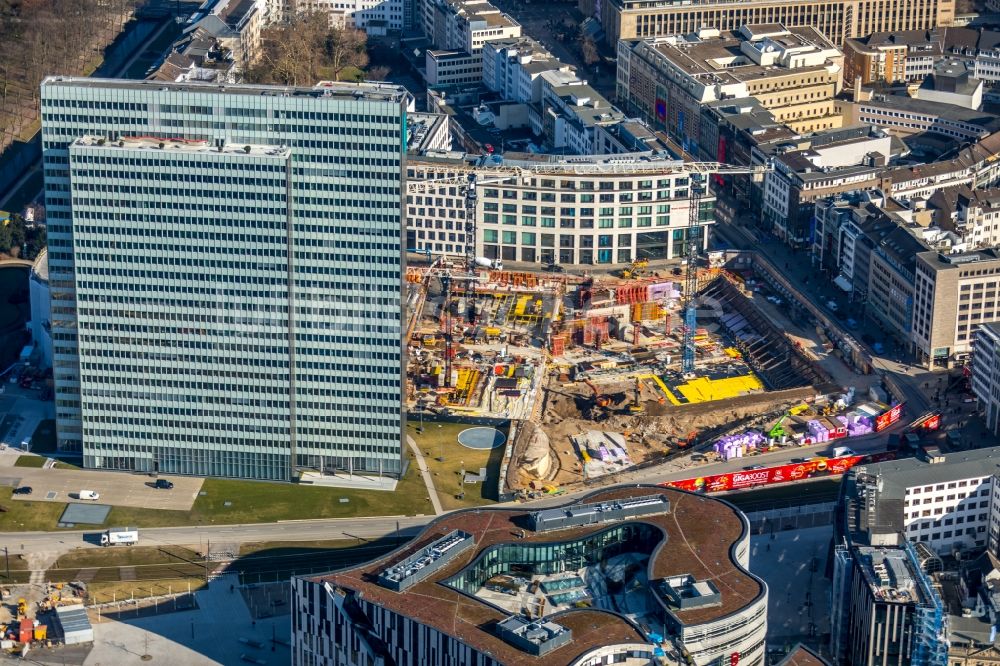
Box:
674;374;763;404
639;373;680;406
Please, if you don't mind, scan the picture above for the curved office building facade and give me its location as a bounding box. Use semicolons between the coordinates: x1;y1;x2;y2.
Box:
292;485;768;666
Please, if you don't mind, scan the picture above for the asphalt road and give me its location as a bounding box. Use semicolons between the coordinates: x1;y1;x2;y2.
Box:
0;433;891;552
0;516;433;553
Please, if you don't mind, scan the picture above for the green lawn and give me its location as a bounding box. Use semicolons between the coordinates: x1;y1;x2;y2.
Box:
407;420;505;512
238;539;366;556
0;547;31;583
49;546;208;587
87;579;207;605
1;447;434;532
12;454;77;469
235;539;403;584
0;488;69;531
53;545;200;570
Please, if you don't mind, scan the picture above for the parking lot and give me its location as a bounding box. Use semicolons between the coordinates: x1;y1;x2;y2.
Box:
0;457;203;511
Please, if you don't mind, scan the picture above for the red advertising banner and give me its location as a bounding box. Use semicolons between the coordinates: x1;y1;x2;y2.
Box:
662;452;895;494
875;403;904;432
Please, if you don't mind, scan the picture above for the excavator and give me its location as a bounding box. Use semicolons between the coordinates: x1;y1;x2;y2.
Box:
581;379;614;421
583;379;611;408
619;258;649;280
676;430;698;448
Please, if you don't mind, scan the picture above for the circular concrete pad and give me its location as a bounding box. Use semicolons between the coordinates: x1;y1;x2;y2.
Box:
458;427;506;450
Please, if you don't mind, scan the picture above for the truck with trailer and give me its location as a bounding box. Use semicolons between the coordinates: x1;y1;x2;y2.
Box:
100;527;139;546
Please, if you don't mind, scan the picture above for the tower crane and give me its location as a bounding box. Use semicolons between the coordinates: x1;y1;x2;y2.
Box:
407;158;771;381
678;161;772;376
406;165;527;387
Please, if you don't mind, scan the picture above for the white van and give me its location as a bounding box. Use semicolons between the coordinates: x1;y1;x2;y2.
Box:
79;490;100;501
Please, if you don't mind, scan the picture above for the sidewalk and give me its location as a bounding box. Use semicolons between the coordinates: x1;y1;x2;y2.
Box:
406;435;444;515
717;221;932;413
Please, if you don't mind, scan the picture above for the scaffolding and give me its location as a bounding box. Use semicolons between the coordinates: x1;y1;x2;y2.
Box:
905;541;949;666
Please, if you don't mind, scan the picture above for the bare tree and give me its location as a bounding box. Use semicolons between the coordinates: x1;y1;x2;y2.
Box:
245;12;372;84
580;35;600;67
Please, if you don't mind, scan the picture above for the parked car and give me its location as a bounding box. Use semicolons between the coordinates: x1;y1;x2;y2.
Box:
543;263;565;273
12;486;32;495
153;479;174;490
79;490;100;501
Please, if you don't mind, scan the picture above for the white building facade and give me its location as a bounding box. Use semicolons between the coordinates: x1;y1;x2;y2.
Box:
406;154;713;265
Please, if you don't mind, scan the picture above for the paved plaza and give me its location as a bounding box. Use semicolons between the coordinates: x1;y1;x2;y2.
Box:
749;524;833;651
87;575;288;666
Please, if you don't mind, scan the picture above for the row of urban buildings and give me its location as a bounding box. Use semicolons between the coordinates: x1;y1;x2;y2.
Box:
36;74;728;469
832;446;1000;666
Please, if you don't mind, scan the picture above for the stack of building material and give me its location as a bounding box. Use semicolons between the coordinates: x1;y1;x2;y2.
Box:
714;431;766;460
807;420;830;443
843;412;874;437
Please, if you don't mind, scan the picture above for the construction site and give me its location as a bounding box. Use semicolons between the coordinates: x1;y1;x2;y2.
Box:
402;156;851;497
405;252;837;495
1;581;92;655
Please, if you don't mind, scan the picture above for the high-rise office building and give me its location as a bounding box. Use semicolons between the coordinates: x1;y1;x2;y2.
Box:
41;77;409;481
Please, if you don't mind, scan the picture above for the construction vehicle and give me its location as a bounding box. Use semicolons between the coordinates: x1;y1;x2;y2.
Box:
619;258;649;279
678;431;698;448
16;598;26;617
769;415;788;440
583;379;611;408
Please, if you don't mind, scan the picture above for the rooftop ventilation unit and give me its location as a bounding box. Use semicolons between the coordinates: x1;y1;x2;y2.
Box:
527;493;670;532
377;530;474;592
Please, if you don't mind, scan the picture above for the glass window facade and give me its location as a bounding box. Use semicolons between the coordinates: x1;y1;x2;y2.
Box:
41;78;407;480
445;523;663;596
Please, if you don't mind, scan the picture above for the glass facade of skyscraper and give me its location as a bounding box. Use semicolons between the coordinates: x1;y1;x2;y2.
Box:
41;78;408;481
